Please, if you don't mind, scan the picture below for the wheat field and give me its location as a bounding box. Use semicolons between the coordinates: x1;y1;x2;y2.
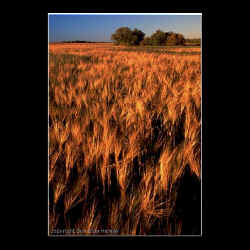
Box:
49;43;201;235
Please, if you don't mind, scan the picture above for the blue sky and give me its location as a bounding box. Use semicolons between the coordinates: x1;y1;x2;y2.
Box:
49;14;201;42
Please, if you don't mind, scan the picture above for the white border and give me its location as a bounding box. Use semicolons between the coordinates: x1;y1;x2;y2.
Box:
48;13;202;15
48;13;202;237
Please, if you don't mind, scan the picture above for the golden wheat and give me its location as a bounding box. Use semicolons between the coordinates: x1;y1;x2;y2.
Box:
49;43;201;235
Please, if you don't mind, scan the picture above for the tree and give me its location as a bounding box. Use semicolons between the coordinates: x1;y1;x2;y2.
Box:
111;27;186;46
111;27;145;46
174;33;185;45
111;27;133;45
131;28;145;45
150;30;168;46
166;32;185;46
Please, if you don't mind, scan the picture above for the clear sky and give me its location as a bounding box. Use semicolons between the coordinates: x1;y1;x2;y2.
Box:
49;14;201;42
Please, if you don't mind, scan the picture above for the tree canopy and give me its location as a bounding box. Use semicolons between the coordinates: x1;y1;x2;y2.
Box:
111;27;187;46
111;27;145;46
166;32;185;45
150;30;168;46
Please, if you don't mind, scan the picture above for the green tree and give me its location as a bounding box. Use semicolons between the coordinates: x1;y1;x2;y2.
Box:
111;27;133;45
175;33;185;45
150;30;168;46
131;28;145;45
111;27;145;46
166;32;185;46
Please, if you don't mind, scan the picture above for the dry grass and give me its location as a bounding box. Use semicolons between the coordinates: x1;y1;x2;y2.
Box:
49;43;201;235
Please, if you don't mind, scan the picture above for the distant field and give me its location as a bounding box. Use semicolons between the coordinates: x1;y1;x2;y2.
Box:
50;43;201;55
49;43;201;235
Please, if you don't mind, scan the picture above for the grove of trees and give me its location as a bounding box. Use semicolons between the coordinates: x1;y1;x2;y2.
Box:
111;27;187;46
111;27;145;46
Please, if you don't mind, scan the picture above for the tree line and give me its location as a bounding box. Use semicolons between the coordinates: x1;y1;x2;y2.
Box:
111;27;200;46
